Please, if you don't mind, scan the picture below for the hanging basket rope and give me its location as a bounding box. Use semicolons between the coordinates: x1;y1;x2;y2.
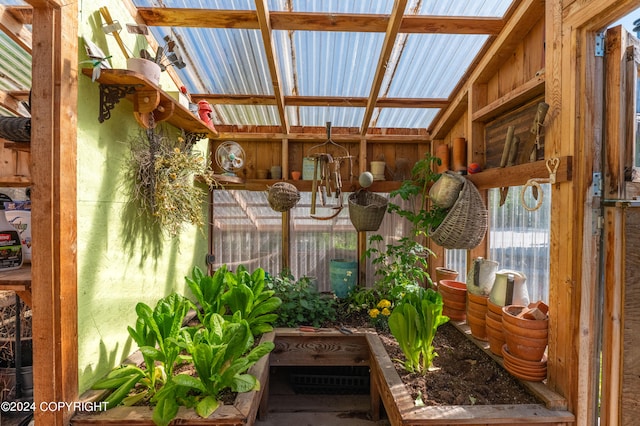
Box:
0;116;31;143
428;178;487;249
348;190;388;232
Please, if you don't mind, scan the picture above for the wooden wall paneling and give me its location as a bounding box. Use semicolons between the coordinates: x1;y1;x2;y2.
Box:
393;144;417;181
523;20;545;82
281;137;289;179
621;206;640;425
288;141;304;176
29;1;79;424
484;99;544;168
602;204;640;426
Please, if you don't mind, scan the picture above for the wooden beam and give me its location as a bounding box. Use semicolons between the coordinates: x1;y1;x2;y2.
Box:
0;5;32;53
30;1;78;424
361;0;407;136
194;93;449;108
137;8;505;35
254;0;289;133
466;156;572;190
0;88;27;116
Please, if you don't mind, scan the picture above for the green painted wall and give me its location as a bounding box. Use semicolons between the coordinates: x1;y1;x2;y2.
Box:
76;1;209;393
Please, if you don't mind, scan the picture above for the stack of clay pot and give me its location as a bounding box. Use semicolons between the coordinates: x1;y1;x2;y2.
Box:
485;270;529;357
466;292;489;341
434;267;458;289
464;258;498;341
485;299;505;356
437;280;467;321
501;302;549;382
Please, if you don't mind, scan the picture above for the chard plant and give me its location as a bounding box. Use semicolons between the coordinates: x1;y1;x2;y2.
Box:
222;265;282;335
186;265;227;325
388;286;449;374
92;292;193;408
167;314;275;420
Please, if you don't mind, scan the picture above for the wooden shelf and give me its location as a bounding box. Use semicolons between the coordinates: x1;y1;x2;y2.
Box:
0;264;31;306
0;264;31;291
0;176;31;187
81;68;218;138
472;74;545;123
466;156;572;190
216;178;402;193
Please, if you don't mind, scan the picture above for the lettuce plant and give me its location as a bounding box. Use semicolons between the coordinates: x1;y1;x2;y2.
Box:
388;286;449;374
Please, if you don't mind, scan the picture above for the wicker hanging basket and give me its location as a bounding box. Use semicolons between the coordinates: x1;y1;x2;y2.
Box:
267;182;301;212
348;190;388;232
428;178;487;249
0;116;31;143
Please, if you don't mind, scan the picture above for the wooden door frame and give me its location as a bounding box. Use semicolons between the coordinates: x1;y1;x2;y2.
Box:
27;1;78;424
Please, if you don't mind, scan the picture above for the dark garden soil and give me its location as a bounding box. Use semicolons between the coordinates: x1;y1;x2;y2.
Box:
325;310;540;407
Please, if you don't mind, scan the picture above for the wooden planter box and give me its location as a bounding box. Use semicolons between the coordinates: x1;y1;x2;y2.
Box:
71;332;275;426
72;327;576;426
267;328;576;426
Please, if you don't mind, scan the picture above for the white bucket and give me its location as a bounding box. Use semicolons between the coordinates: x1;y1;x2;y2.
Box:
127;57;161;85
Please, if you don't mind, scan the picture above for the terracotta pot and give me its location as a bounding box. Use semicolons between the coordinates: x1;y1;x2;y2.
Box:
443;306;466;322
502;305;549;330
467;302;488;319
444;299;467;312
485;314;503;332
487;299;504;316
439;280;468;322
487;334;506;357
503;358;547;382
435;143;450;173
466;314;487;341
435;267;459;286
503;330;547;362
468;292;489;306
502;344;547;369
486;309;502;323
438;280;467;304
502;318;548;340
452;137;467;173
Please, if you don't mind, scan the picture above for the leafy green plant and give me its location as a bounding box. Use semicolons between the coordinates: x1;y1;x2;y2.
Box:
186;265;228;325
364;234;434;293
265;270;336;327
92;292;193;408
168;313;275;419
388;286;449;374
387;152;448;235
222;265;282;335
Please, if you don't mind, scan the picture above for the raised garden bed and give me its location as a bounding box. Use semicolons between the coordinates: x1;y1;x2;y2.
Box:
267;327;575;426
71;331;275;426
72;327;575;426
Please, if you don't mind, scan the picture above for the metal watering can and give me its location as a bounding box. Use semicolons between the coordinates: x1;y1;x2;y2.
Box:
466;257;499;296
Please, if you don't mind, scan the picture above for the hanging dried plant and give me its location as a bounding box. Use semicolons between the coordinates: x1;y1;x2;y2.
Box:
124;126;218;237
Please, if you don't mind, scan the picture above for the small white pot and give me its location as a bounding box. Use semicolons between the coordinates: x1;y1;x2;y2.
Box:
127;58;161;85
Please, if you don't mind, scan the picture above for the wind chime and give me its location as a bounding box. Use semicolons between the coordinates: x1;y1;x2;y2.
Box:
307;122;354;220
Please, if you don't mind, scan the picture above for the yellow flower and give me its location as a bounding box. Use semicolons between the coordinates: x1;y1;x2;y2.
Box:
377;299;391;309
381;307;391;316
173;147;181;154
369;308;380;318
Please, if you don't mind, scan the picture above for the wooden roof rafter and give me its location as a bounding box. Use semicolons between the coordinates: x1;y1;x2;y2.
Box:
361;0;408;136
0;88;28;116
0;5;32;53
254;0;289;134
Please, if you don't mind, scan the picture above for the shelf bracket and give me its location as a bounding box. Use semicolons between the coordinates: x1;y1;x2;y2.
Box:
97;84;137;123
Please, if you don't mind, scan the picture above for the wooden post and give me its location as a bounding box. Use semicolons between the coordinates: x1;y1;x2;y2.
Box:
29;1;79;424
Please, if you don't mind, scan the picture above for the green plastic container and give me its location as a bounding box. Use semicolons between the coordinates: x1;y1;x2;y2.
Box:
329;259;358;298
